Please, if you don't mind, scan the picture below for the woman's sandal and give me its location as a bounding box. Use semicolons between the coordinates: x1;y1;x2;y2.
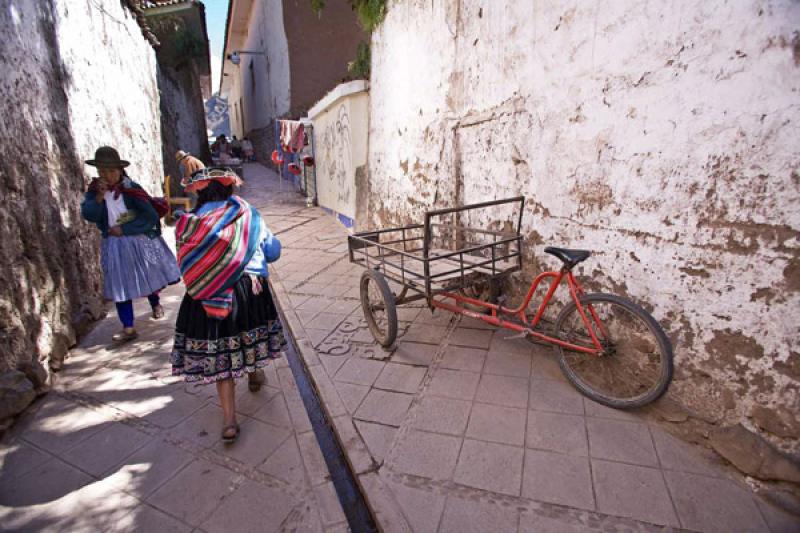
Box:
111;329;138;344
221;423;240;443
151;305;165;320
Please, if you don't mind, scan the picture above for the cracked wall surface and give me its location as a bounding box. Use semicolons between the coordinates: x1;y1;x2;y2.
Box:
367;0;800;451
0;1;162;402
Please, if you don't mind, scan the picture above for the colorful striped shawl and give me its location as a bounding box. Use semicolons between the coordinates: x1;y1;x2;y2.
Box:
175;195;262;319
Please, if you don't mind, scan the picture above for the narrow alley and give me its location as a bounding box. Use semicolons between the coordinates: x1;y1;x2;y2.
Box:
1;1;798;532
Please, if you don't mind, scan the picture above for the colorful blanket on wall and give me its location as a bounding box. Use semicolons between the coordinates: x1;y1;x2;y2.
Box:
175;195;262;319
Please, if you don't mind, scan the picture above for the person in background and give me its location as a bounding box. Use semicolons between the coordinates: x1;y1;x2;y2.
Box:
175;150;205;188
81;146;181;343
240;137;255;161
230;135;242;159
210;135;230;158
170;167;283;443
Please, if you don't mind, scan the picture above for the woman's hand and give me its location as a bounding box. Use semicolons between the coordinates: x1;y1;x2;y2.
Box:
108;225;123;237
94;179;108;202
250;275;263;295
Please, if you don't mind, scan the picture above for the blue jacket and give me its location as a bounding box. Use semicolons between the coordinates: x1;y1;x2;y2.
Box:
81;178;161;238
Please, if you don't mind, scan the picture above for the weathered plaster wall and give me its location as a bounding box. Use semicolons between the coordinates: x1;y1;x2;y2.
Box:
0;0;161;421
159;64;212;194
368;0;800;450
309;81;370;223
55;0;163;195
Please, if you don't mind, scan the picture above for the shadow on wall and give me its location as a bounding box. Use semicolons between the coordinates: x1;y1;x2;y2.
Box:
158;64;213;197
0;2;106;407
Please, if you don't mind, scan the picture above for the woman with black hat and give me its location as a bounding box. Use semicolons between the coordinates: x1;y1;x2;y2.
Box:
81;146;181;343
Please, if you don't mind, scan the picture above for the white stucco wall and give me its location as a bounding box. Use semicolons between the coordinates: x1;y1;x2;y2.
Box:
55;0;163;194
309;81;370;222
225;0;290;137
368;0;800;446
0;0;162;393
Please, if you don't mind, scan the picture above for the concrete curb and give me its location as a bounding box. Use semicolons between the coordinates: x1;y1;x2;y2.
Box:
270;275;412;532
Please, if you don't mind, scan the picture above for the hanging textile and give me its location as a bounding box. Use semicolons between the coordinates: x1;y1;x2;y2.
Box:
279;120;305;153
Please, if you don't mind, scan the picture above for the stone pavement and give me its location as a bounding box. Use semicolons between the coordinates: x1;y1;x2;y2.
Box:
0;206;348;531
240;163;798;533
2;162;797;533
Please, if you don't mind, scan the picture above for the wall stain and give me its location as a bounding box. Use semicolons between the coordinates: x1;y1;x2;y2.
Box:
679;266;711;278
705;329;766;374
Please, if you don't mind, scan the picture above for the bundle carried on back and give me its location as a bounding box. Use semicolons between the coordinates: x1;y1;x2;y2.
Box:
175;195;261;319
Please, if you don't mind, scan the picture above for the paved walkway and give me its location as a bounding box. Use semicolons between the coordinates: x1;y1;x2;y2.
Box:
2;162;797;532
0;185;347;531
242;164;796;533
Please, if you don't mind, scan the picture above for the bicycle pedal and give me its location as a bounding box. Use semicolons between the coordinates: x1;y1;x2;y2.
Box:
504;331;530;341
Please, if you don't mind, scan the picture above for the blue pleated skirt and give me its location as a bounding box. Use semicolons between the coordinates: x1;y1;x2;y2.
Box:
101;234;181;302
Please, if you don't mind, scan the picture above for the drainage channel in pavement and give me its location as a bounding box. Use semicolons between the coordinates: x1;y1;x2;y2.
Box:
274;291;379;533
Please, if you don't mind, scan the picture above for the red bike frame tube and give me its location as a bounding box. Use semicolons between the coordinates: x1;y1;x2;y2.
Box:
566;272;604;349
432;269;605;355
569;272;611;341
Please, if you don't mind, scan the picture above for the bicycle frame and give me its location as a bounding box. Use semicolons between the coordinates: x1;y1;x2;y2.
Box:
432;269;609;355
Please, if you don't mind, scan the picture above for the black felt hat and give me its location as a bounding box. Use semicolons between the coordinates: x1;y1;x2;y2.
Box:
85;146;130;168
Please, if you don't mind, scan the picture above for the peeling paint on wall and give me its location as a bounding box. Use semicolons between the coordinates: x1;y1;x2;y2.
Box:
367;0;800;451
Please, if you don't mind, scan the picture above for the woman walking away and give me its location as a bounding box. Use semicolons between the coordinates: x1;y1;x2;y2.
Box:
170;167;283;443
81;146;181;344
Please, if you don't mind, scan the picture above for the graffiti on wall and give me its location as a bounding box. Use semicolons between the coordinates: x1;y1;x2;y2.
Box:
320;104;354;208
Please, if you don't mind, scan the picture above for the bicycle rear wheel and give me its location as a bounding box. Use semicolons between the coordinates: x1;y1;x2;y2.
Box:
553;293;673;409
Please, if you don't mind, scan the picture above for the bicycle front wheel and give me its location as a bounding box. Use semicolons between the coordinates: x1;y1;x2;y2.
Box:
553;293;673;409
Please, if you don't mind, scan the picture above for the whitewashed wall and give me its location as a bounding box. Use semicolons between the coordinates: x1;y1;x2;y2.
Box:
309;81;370;224
0;0;162;415
55;0;163;194
368;0;800;447
226;0;290;137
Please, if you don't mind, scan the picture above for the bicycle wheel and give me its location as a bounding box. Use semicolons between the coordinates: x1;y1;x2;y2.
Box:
360;269;398;348
553;293;673;409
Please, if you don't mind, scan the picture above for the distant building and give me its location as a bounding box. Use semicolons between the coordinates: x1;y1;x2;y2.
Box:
220;0;367;160
142;0;213;191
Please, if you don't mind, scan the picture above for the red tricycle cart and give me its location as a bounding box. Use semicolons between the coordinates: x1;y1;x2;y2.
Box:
347;196;673;409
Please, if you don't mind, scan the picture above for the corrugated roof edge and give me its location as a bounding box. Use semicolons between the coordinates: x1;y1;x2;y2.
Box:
124;0;161;48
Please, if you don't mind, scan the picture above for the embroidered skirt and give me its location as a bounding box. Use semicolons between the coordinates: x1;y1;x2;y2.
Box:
101;234;181;303
170;276;284;383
